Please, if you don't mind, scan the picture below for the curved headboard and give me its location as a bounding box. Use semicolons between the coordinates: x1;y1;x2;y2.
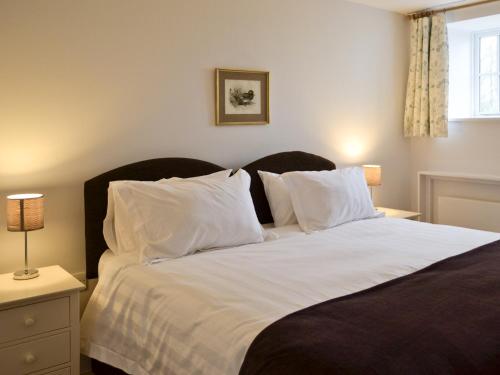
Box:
84;158;225;279
84;151;336;278
242;151;336;223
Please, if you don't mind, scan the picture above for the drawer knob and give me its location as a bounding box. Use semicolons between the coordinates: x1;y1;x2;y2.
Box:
24;317;35;327
24;352;36;364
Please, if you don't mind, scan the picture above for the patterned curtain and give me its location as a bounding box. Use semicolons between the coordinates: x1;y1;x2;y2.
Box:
404;13;449;138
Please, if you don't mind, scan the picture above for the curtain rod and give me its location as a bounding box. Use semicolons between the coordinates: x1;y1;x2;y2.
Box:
408;0;500;19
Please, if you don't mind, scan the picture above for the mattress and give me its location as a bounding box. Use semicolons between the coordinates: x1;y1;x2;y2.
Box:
80;218;500;375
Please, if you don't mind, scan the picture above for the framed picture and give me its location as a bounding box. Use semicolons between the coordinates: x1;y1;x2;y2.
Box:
215;68;269;125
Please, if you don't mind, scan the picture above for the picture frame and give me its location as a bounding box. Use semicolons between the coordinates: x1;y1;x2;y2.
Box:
215;68;269;125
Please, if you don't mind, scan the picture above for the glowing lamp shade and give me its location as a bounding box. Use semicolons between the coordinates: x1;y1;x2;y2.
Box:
7;194;44;232
363;165;382;187
6;193;44;280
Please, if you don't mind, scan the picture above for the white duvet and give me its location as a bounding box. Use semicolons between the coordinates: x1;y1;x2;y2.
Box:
80;218;500;375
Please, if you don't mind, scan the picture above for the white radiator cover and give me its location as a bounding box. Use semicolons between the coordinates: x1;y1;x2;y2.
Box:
418;172;500;232
437;196;500;232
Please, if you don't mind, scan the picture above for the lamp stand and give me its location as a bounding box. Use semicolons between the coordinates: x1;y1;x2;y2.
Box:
13;231;39;280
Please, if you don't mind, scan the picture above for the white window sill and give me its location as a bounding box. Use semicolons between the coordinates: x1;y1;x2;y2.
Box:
449;117;500;123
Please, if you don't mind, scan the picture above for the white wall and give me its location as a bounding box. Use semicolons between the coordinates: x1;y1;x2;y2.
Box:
410;2;500;211
0;0;410;276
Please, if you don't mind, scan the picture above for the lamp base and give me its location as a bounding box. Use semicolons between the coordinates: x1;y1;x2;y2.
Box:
13;268;39;280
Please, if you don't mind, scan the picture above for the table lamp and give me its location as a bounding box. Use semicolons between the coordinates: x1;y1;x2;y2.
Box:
6;193;44;280
363;165;381;201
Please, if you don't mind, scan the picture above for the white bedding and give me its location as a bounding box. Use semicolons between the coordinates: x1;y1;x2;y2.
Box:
80;218;500;375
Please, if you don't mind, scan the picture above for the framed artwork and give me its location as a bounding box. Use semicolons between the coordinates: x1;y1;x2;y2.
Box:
215;68;269;125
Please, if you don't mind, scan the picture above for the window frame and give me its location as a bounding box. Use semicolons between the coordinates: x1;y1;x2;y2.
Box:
473;28;500;117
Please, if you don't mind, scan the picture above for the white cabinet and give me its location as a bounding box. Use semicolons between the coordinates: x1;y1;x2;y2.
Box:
0;266;84;375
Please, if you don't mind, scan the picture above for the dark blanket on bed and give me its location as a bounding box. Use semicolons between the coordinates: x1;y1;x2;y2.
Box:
239;240;500;375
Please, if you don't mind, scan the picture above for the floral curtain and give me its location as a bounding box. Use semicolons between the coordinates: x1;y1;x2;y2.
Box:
404;13;449;137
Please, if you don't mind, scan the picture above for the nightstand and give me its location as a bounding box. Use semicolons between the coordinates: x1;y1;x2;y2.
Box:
0;265;85;375
376;207;421;220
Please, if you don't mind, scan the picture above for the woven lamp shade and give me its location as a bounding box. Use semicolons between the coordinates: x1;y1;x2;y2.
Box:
363;165;382;187
7;194;44;232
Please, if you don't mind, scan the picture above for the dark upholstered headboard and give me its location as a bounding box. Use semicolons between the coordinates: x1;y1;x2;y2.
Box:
84;151;335;278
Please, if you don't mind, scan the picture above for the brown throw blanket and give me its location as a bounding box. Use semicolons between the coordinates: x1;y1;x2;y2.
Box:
239;240;500;375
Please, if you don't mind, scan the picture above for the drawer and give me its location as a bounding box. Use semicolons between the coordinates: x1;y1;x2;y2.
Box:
0;297;69;344
0;332;70;375
45;367;70;375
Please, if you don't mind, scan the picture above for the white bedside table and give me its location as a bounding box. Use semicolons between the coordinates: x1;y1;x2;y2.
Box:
0;265;85;375
376;207;421;220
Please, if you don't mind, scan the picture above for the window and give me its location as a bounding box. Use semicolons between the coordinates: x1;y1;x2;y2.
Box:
474;30;500;116
448;14;500;119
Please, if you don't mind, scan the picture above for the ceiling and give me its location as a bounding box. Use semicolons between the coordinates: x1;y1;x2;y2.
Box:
347;0;488;14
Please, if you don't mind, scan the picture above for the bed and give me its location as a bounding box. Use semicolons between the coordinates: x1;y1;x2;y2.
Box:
80;151;500;375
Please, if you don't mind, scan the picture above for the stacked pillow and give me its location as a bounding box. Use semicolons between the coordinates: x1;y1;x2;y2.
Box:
259;167;379;233
104;169;263;263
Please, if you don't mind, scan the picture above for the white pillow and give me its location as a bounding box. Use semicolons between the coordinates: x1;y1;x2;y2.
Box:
258;171;297;227
156;169;232;184
103;169;232;255
110;169;263;263
282;167;377;233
